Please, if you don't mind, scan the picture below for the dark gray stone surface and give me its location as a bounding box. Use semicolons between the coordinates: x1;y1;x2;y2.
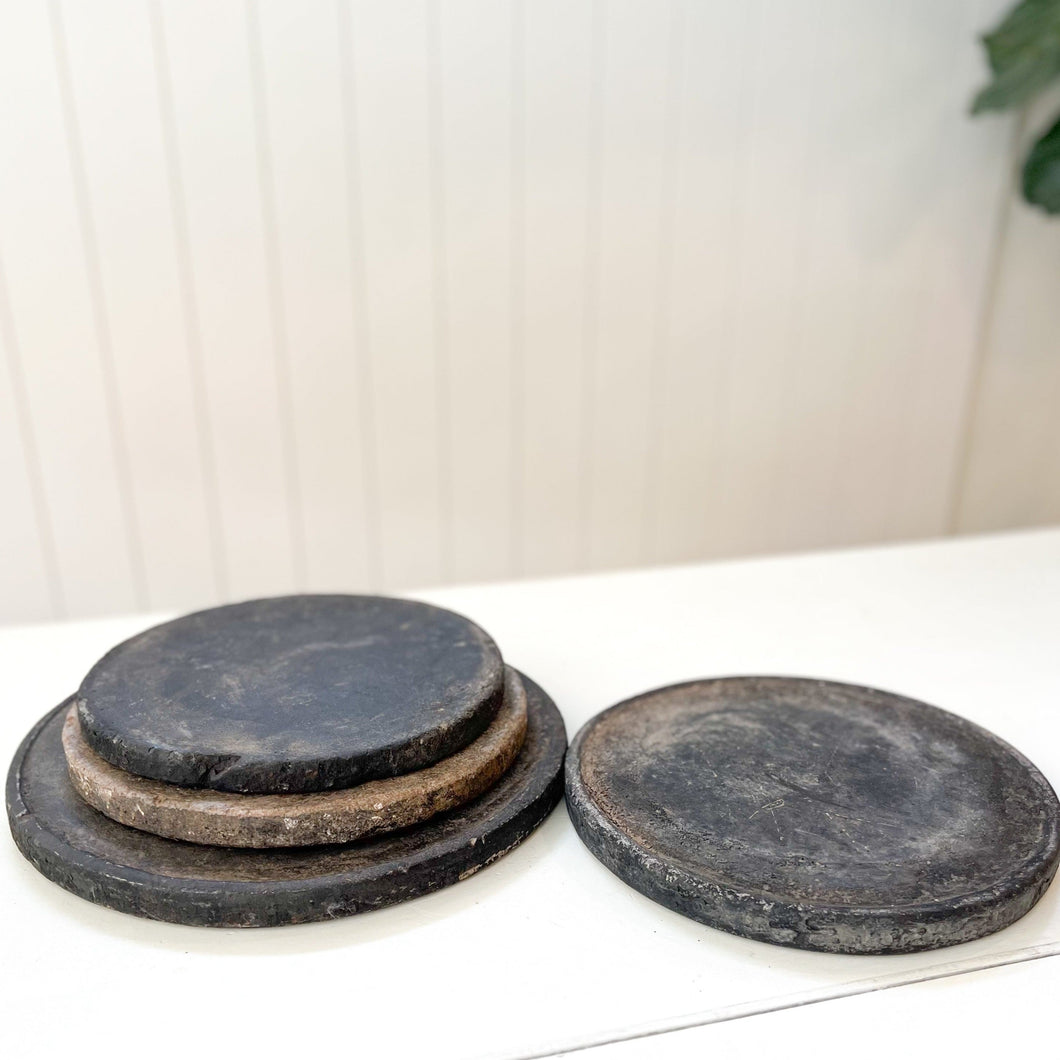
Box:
77;595;504;793
8;674;566;928
565;676;1060;955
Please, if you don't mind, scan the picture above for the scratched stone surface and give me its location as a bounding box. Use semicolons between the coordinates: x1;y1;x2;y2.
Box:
77;595;504;794
565;676;1060;954
7;674;566;928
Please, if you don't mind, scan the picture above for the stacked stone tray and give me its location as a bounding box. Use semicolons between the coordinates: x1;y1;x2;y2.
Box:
6;595;567;927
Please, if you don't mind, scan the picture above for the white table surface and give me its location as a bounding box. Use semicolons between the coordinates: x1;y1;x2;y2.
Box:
574;953;1059;1058
3;529;1059;1058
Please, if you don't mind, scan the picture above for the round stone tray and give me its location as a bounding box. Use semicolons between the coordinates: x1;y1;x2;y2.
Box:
62;667;528;849
565;676;1060;955
8;674;566;928
77;594;504;794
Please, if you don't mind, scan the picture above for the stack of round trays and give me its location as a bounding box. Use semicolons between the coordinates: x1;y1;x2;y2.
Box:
7;595;567;927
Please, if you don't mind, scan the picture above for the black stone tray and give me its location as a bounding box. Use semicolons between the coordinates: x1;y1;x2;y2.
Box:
565;676;1060;955
8;674;566;928
77;595;505;794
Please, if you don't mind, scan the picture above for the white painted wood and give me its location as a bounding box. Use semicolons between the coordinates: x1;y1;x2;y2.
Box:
706;0;828;558
518;0;595;578
655;0;1013;562
0;2;141;618
0;0;1041;624
433;0;517;583
254;0;376;593
4;531;1060;1058
60;0;222;612
0;261;59;623
581;0;674;571
345;0;444;590
765;0;896;555
956;89;1060;535
646;0;760;565
159;0;299;601
833;0;1011;548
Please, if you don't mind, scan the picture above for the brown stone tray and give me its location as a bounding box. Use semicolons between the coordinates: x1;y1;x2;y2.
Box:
62;667;529;849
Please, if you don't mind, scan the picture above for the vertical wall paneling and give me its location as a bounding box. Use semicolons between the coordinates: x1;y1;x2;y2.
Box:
709;0;825;558
0;255;61;622
955;89;1060;534
0;3;140;617
159;0;299;600
0;0;1039;624
62;0;222;612
335;0;383;591
767;0;876;554
885;0;1018;542
434;1;517;583
582;0;673;571
50;1;149;610
246;0;307;589
576;0;605;574
827;0;1010;548
255;0;375;592
346;0;444;589
637;0;686;564
509;0;526;579
647;0;760;565
518;0;595;578
426;0;454;583
148;0;229;605
819;2;925;548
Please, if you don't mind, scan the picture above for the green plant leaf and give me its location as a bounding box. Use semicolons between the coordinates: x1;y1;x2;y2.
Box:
1023;113;1060;212
972;0;1060;113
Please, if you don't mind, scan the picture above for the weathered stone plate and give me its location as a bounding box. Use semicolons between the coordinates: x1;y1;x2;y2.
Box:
63;668;528;849
77;595;505;793
7;674;566;928
565;676;1060;955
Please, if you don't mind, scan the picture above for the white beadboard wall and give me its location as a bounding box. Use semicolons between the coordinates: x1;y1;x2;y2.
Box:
0;0;1050;625
953;88;1060;537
